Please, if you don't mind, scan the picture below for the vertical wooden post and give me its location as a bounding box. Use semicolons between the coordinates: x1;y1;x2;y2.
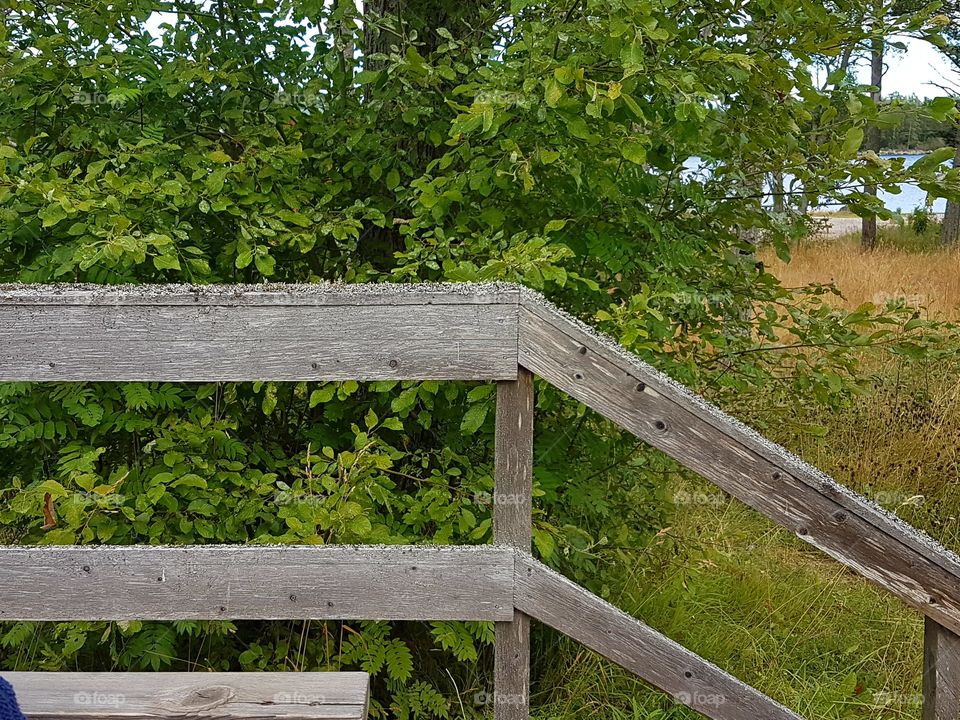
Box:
493;368;534;720
924;616;960;720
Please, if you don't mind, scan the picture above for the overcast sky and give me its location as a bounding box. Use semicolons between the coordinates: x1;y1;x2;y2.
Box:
862;36;960;98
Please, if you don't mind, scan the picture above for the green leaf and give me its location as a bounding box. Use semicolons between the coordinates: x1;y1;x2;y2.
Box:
566;116;592;141
39;204;68;228
355;69;382;85
930;96;955;121
554;66;575;85
620;141;647;165
842;127;864;157
255;252;276;276
153;253;181;271
540;150;561;164
206;167;229;195
544;78;563;108
279;209;312;227
620;93;644;120
382;417;404;431
206;150;233;163
309;384;336;407
460;403;488;434
172;474;207;490
912;146;956;173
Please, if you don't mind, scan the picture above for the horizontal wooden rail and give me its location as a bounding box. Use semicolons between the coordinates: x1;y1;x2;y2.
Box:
0;283;520;381
518;292;960;637
7;672;371;720
0;545;514;621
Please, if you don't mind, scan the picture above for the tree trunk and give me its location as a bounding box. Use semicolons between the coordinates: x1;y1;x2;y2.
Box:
862;29;883;251
941;131;960;246
358;1;493;265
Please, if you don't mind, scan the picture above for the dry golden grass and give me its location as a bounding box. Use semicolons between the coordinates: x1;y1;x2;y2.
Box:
761;234;960;320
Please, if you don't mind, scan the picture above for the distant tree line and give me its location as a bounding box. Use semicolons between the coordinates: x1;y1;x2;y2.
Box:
878;94;955;152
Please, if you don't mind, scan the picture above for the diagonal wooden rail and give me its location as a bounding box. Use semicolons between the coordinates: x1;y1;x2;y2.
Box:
0;282;958;720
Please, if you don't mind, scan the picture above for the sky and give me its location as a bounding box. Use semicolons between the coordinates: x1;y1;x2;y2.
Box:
861;36;960;98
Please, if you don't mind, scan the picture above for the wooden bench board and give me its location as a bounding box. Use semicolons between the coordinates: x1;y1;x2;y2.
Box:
5;672;369;719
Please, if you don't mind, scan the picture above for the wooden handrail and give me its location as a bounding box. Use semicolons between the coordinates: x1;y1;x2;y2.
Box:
2;282;960;719
0;545;515;621
0;283;521;381
518;292;960;636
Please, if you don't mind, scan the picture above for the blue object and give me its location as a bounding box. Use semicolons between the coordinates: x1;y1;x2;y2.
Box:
0;677;25;720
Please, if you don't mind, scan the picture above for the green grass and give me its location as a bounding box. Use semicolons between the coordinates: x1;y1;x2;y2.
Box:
533;489;923;719
874;220;944;254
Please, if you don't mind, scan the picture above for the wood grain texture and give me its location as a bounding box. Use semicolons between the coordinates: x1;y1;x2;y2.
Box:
0;283;520;306
493;368;534;549
0;302;518;381
493;368;534;720
0;545;513;621
924;617;960;720
519;299;960;636
515;554;802;720
6;672;369;719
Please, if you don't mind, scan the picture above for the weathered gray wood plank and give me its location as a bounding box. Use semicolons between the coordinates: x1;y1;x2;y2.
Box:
0;301;518;382
6;672;369;719
494;368;534;720
494;369;534;549
518;297;960;636
924;617;960;720
0;545;514;621
515;554;802;720
0;282;520;306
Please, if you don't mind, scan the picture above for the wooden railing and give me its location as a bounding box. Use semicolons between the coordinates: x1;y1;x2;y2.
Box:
0;282;958;720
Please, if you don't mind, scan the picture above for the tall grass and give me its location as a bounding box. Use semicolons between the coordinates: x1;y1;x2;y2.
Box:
536;495;923;719
764;231;960;320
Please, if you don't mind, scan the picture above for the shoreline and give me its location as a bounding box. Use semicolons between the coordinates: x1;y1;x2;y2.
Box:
812;213;944;238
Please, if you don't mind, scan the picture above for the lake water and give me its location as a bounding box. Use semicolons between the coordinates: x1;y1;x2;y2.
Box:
684;153;947;214
873;154;945;214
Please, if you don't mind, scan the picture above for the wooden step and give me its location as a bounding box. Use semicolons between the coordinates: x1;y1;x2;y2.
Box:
4;672;369;719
